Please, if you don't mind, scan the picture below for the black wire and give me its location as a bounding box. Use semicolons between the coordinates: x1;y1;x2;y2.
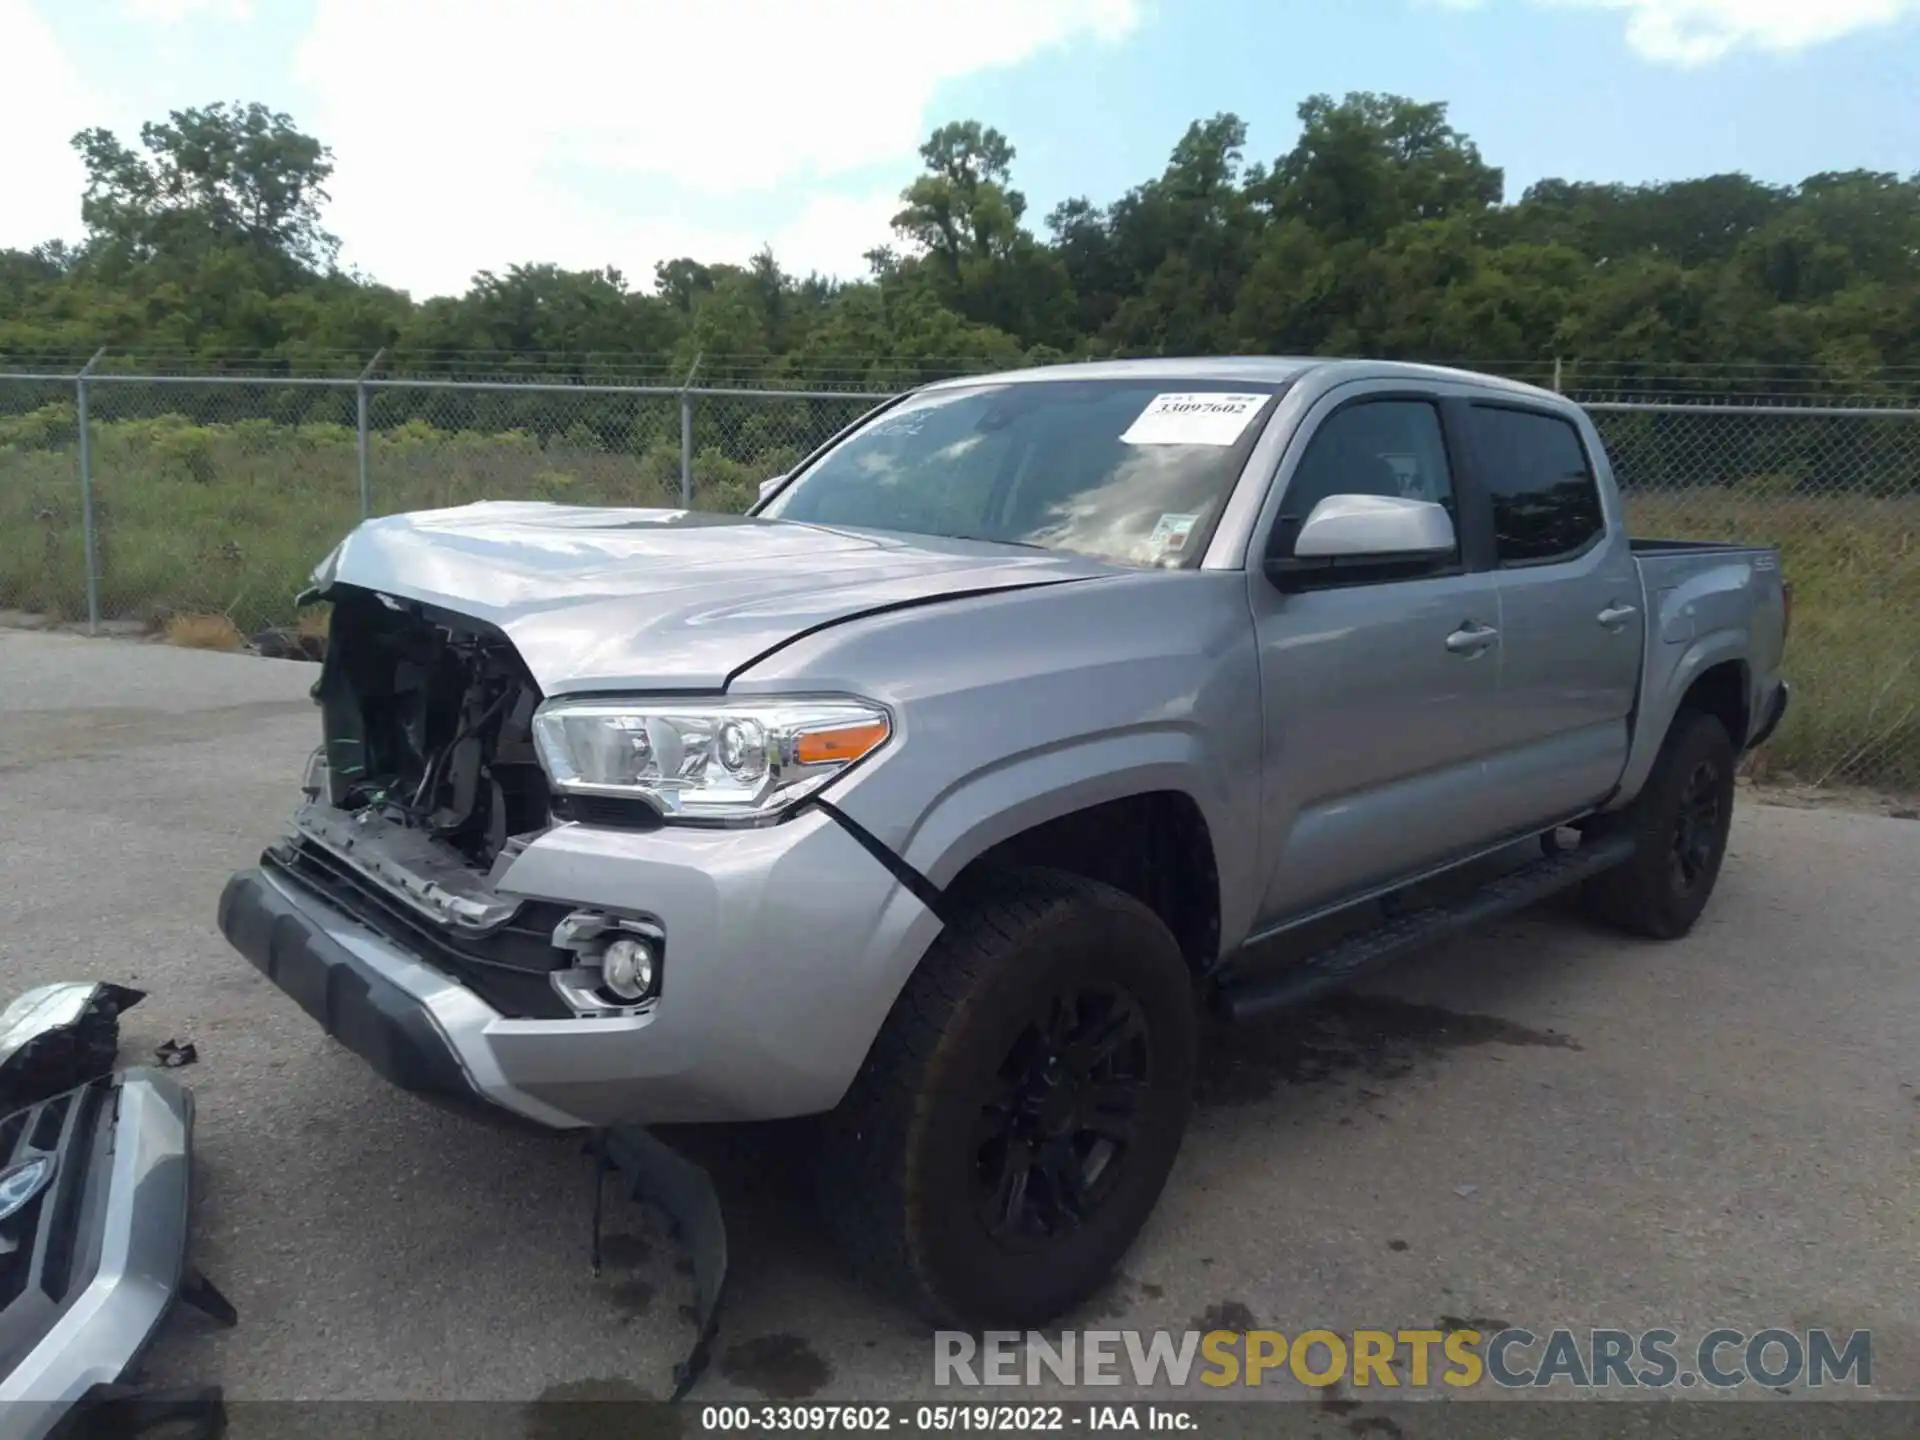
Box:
395;683;521;825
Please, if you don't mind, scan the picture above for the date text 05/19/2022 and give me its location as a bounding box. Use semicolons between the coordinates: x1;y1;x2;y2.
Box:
698;1404;1197;1432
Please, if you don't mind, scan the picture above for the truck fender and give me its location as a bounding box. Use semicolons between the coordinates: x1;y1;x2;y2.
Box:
892;727;1243;923
1606;628;1750;811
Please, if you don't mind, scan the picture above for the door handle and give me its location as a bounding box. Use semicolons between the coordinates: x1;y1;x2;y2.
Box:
1597;603;1639;629
1445;623;1499;656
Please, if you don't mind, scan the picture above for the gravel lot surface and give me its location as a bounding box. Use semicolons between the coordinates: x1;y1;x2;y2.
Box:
2;629;1914;1422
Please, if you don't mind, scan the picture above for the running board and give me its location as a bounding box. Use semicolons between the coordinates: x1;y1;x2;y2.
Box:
1211;834;1637;1024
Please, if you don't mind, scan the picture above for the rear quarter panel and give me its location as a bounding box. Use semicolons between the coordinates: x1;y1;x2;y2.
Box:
1610;546;1788;808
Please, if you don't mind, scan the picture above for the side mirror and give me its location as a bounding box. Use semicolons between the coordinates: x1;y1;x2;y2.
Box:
1267;493;1456;591
1293;493;1455;559
756;474;788;505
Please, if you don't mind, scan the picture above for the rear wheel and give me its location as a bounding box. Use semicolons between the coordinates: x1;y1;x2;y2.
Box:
815;868;1196;1327
1578;709;1737;939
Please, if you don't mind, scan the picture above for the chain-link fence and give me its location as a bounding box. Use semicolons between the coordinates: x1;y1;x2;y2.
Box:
1582;401;1920;791
2;364;1915;791
0;369;888;634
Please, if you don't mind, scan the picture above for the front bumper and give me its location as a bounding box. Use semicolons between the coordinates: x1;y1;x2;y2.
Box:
219;806;943;1129
0;1070;193;1440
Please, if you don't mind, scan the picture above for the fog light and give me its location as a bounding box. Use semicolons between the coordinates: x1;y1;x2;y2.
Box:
600;936;657;1002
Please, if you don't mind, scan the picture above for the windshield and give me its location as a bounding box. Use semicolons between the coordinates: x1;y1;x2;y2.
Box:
761;379;1285;568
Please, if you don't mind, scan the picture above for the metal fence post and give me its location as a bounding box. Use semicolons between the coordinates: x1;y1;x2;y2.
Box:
75;347;107;635
679;351;702;509
680;392;693;507
356;348;386;519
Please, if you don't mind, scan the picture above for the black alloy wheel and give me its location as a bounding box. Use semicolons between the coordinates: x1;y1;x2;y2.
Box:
974;984;1151;1248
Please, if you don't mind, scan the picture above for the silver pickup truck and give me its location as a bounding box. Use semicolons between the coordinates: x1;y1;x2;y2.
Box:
219;357;1789;1333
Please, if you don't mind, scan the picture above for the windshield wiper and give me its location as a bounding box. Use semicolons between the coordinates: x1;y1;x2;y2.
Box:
947;534;1052;552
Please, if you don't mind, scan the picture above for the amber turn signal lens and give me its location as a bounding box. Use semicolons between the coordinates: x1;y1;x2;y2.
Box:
794;720;890;767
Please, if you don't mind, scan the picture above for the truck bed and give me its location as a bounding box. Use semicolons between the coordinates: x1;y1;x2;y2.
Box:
1630;537;1773;557
1615;536;1789;803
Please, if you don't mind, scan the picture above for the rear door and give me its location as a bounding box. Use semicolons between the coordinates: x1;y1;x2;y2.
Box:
1460;401;1645;829
1247;387;1509;925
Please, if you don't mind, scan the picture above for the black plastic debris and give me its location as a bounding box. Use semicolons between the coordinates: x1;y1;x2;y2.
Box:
154;1039;200;1069
248;626;326;663
0;983;145;1111
71;1384;228;1440
599;1127;729;1402
179;1265;239;1328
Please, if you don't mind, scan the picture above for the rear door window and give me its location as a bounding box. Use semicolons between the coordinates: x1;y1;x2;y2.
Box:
1465;406;1605;565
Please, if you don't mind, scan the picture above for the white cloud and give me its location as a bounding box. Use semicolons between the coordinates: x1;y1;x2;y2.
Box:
1573;0;1917;63
0;0;114;250
1440;0;1920;63
763;189;910;277
292;0;1141;296
120;0;253;22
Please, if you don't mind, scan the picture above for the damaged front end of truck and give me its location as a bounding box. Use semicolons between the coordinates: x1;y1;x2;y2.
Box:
309;588;559;893
219;501;1074;1395
222;582;726;1397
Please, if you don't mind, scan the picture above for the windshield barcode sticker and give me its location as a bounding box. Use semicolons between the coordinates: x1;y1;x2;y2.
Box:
1147;513;1200;559
1121;393;1268;446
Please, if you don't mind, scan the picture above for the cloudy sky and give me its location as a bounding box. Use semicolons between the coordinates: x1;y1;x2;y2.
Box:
3;0;1916;299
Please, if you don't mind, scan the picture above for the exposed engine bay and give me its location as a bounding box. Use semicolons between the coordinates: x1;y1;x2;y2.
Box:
313;586;552;871
281;585;665;1021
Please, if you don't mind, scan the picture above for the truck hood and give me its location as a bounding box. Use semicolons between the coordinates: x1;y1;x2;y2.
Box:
316;502;1116;694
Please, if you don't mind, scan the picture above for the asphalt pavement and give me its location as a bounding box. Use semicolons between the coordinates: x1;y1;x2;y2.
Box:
1;628;1915;1419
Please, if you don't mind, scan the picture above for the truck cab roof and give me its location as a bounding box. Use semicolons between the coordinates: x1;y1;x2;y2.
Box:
920;355;1563;405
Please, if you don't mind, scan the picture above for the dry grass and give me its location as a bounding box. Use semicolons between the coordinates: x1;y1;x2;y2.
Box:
163;611;246;651
1627;489;1920;789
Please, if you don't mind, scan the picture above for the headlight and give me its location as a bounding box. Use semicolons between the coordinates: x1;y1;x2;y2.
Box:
530;697;891;822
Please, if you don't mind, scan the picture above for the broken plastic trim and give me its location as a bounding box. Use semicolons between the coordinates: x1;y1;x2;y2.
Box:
601;1126;728;1401
0;984;142;1068
292;801;524;934
0;983;144;1111
154;1039;199;1069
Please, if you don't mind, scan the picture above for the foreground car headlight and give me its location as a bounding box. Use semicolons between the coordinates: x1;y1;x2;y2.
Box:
531;697;891;822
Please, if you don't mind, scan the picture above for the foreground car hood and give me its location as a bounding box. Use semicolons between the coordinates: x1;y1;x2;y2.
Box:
318;502;1113;694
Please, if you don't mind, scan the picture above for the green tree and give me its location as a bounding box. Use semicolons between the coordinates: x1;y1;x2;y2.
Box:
892;122;1027;277
1042;114;1269;354
1511;174;1790;266
4;92;1919;410
654;257;718;315
72;102;338;273
1267;93;1504;243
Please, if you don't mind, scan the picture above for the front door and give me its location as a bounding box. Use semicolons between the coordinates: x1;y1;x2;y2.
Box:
1248;390;1508;927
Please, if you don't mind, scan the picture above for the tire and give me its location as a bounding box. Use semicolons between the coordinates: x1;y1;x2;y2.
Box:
815;867;1197;1328
1578;708;1737;940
